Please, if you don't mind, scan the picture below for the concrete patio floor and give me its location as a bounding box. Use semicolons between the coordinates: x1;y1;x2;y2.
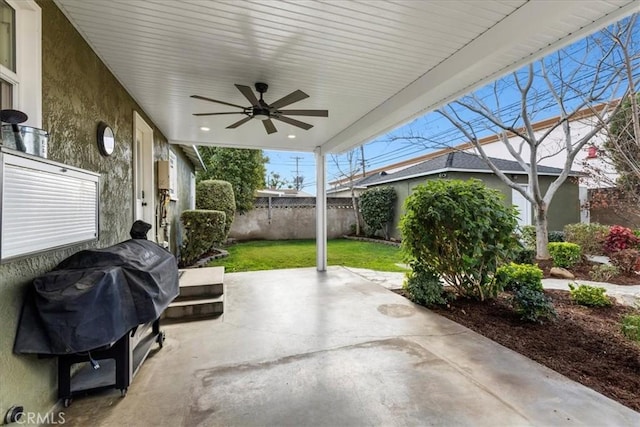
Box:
56;266;640;426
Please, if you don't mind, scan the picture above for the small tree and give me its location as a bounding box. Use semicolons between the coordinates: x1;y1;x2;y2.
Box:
196;179;236;238
197;147;267;213
400;179;518;301
331;148;364;235
359;186;396;239
266;171;289;189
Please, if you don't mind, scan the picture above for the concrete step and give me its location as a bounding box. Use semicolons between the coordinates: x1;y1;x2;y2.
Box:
177;267;224;299
165;295;224;320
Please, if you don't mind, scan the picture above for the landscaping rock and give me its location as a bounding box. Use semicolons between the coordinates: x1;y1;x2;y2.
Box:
550;267;575;280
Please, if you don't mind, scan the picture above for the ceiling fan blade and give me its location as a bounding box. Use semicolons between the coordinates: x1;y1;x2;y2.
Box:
193;112;247;116
263;119;277;134
272;115;313;130
226;116;253;129
191;95;245;109
269;90;309;109
235;84;260;106
277;109;328;117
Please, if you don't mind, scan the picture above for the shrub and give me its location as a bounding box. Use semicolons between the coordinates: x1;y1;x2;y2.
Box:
621;314;640;342
568;283;612;307
495;263;543;292
359;186;396;239
548;242;581;268
548;231;565;242
511;287;557;323
403;262;446;306
180;210;226;266
588;264;620;282
519;225;536;249
609;248;640;274
400;179;518;301
196;180;236;238
563;223;610;255
512;246;536;265
603;225;639;254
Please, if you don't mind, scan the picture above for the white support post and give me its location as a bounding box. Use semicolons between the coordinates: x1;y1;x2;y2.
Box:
315;147;327;272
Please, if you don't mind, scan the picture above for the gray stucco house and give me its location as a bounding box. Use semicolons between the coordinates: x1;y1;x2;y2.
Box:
360;151;580;240
1;0;203;417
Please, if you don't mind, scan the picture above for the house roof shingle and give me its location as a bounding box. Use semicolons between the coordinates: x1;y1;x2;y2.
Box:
360;151;577;187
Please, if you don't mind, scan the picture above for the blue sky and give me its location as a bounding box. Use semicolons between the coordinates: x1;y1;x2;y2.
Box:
264;15;638;195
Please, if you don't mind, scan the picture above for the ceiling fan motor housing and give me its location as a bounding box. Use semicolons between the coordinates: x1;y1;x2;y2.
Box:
255;82;269;94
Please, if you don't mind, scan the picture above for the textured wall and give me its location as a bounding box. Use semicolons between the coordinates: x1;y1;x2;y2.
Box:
0;0;194;418
229;199;356;240
171;147;197;254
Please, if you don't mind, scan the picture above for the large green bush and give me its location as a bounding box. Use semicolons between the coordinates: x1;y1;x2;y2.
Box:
359;186;396;239
563;223;610;255
548;242;581;268
400;179;518;301
403;262;446;306
180;210;226;266
196;180;236;238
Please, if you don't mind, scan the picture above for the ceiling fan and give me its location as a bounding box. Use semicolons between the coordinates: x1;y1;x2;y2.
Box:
191;82;328;135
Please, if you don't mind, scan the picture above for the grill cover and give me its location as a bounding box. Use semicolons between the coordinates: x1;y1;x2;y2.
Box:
14;239;179;355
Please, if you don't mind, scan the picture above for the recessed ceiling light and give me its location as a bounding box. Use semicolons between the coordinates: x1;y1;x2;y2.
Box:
288;134;296;139
200;126;210;132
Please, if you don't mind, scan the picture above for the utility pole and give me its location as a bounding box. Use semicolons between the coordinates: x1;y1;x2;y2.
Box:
291;156;304;190
360;145;366;177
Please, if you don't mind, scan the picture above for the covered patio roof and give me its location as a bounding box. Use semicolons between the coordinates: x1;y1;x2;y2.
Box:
54;0;637;155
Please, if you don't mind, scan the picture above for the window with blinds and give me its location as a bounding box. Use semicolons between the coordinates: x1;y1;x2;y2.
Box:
1;148;100;261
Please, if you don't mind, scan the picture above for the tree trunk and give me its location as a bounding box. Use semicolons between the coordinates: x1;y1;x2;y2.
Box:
535;204;551;260
351;188;361;236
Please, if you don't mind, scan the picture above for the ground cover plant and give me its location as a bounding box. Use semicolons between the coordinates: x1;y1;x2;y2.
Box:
206;239;406;272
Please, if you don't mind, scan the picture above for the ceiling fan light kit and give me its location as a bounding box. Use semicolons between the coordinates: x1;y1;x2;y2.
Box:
192;83;328;135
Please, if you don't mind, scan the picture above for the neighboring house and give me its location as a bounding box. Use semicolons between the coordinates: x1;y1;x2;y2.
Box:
361;151;580;240
329;103;617;212
1;0;203;418
326;173;386;198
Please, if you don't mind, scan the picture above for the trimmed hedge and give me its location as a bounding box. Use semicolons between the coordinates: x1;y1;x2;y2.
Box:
359;186;396;239
548;242;581;268
180;209;226;266
196;179;236;238
495;262;544;292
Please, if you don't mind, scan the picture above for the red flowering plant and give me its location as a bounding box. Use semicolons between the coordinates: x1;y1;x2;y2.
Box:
603;225;640;254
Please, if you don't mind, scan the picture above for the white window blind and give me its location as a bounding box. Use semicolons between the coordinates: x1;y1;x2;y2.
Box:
1;149;99;261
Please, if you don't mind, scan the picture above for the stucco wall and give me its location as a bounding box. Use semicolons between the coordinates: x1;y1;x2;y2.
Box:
171;147;196;254
377;173;580;240
0;0;195;418
229;198;357;240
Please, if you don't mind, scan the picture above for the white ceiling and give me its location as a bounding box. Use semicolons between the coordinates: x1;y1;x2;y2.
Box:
54;0;638;154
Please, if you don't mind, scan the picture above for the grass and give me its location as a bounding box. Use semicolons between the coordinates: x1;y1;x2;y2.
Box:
207;239;407;273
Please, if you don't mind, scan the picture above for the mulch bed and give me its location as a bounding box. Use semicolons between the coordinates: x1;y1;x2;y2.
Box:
404;289;640;411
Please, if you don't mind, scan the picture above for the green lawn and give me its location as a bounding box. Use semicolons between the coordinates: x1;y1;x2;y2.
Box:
207;239;407;273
